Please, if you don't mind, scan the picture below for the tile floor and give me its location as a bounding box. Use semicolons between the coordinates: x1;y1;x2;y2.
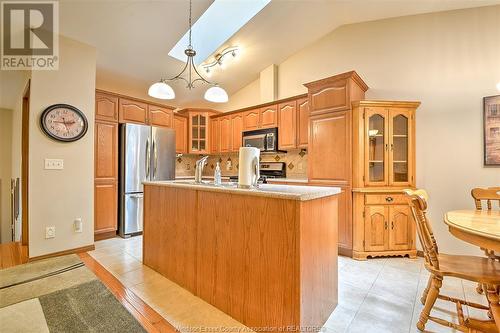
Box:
89;236;490;333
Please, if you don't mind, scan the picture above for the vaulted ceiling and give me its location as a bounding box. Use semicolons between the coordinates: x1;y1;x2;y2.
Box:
2;0;499;110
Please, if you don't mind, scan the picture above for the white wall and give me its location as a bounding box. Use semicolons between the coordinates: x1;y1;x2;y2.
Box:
28;36;96;257
0;108;13;243
223;6;500;255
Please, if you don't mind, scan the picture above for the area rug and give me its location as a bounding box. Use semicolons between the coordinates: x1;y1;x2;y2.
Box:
0;254;146;333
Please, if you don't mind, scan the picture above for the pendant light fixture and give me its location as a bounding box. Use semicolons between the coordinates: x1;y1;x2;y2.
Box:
148;0;228;103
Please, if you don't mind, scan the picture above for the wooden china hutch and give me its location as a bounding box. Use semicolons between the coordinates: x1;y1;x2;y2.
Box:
351;100;420;260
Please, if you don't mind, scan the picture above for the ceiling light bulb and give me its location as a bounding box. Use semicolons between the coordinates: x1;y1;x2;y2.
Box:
497;81;500;92
148;81;175;99
205;86;228;103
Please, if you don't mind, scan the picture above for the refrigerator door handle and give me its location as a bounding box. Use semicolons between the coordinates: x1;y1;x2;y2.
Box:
153;139;158;180
129;193;144;199
145;138;150;178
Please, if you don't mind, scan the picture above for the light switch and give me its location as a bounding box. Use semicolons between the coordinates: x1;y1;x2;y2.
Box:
74;218;82;233
44;159;64;170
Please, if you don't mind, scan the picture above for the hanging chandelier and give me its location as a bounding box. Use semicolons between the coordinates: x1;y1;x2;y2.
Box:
148;0;228;103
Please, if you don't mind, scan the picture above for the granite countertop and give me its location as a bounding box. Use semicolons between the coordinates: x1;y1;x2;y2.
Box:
144;180;340;201
265;178;308;184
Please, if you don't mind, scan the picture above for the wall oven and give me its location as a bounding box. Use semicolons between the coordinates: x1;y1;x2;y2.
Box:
242;127;279;152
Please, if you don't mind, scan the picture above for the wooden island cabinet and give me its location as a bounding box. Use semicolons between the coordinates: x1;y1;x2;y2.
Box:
143;182;340;332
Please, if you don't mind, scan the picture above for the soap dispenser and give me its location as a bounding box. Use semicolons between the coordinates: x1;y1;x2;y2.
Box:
214;161;222;186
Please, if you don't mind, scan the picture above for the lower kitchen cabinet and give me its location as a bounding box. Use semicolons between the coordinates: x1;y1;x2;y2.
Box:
353;190;416;260
94;180;118;239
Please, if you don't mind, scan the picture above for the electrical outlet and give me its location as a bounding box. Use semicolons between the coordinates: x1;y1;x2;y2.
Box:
298;162;304;172
44;159;64;170
74;218;82;233
45;226;55;239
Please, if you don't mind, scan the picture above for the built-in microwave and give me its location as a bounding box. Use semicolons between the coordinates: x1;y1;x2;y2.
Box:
242;127;279;152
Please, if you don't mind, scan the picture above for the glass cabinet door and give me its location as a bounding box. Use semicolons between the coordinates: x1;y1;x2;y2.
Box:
190;113;208;153
365;108;389;185
389;110;412;185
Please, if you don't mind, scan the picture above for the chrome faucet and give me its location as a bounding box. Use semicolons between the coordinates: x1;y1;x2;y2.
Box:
194;156;209;183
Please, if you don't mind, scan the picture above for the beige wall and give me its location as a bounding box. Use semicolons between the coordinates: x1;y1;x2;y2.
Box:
222;6;500;255
0;108;13;243
28;36;96;257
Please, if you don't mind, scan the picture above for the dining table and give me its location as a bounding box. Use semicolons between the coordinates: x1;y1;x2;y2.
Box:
445;209;500;332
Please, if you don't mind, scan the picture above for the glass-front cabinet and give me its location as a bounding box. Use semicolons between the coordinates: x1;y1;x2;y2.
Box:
364;107;413;186
189;112;209;154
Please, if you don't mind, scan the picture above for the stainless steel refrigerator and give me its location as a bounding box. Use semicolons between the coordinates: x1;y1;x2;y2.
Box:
119;123;175;237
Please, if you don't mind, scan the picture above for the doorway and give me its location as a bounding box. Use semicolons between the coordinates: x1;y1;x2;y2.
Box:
21;81;29;253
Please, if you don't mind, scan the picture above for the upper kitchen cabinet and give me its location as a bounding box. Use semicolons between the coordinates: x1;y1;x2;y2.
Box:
173;115;188;154
352;101;419;188
231;113;244;152
278;100;297;150
177;108;220;155
148;105;173;128
296;97;309;148
243;109;260;131
210;117;220;153
260;105;278;128
119;98;148;124
306;71;368;187
305;71;368;116
95;91;118;122
219;116;232;153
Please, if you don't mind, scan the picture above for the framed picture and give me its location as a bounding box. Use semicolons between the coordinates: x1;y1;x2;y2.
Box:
484;95;500;166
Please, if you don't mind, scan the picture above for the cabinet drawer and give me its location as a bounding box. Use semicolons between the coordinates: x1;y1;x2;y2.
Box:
365;194;408;205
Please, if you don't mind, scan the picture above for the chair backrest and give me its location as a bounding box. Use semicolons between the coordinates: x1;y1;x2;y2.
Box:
404;189;440;270
471;187;500;210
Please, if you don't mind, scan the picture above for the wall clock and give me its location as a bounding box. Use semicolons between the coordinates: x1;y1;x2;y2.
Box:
40;104;88;142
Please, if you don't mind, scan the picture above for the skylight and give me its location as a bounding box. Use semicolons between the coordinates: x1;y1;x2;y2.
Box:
168;0;271;65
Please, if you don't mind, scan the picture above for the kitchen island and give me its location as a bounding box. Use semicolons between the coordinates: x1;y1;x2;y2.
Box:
143;181;341;332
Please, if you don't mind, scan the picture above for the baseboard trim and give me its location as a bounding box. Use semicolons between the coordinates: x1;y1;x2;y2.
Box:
29;244;95;262
94;231;117;241
338;247;353;257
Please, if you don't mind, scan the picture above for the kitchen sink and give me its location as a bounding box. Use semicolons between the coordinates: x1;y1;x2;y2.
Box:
173;180;237;188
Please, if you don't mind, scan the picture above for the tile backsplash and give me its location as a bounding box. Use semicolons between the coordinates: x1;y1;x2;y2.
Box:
175;149;308;179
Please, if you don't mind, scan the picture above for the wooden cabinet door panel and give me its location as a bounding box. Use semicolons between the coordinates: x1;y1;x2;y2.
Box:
388;108;414;187
278;101;297;150
309;112;350;185
148;105;173;128
210;118;219;153
95;121;118;180
388;206;412;250
364;205;388;251
119;98;148;124
364;107;389;186
231;114;243;152
95;181;117;234
260;105;278;128
95;92;118;122
174;116;187;154
337;187;352;251
309;79;349;115
219;116;232;152
243;110;260;131
297;97;309;148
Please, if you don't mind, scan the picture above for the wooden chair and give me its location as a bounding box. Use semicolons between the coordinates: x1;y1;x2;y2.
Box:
472;187;500;211
405;189;500;333
472;187;500;294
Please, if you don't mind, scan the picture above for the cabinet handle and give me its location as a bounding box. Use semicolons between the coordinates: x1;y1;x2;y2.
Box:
385;196;394;202
390;143;394;151
391;221;394;230
385;221;388;229
385;143;388;150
